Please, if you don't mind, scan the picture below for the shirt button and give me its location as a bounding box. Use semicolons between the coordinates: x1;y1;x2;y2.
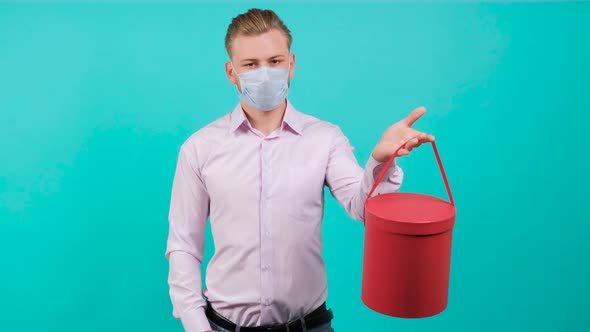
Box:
265;299;271;306
265;231;271;238
262;265;269;271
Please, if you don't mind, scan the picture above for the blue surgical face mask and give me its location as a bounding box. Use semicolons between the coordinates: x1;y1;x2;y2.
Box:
231;62;290;112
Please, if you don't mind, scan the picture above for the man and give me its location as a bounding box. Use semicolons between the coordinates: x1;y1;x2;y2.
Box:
165;8;434;332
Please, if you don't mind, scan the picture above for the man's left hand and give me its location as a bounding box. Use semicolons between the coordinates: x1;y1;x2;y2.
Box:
371;106;435;163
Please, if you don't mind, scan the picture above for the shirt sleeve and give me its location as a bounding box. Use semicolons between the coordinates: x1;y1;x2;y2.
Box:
325;125;403;221
165;145;212;332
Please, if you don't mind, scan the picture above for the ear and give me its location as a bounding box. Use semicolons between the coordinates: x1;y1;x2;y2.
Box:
289;53;296;80
225;61;237;85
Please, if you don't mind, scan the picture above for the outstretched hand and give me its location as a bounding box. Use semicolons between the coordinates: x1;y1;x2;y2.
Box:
371;106;435;163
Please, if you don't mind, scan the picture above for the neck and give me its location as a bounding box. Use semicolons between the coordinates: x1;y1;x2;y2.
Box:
241;100;287;136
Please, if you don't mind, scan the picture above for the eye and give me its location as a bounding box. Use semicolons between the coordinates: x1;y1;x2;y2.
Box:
245;63;255;67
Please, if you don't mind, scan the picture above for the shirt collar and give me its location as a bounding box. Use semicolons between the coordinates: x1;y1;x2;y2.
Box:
228;99;303;135
229;103;248;133
282;100;303;135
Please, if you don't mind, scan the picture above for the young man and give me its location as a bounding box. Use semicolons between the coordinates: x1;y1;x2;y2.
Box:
165;8;434;332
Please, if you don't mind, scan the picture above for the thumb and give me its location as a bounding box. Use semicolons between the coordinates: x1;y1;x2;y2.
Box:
405;106;426;127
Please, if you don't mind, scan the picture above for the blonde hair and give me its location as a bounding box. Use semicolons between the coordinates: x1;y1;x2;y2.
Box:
225;8;292;57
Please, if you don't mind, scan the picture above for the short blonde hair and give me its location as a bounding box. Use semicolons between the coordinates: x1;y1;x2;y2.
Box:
225;8;292;57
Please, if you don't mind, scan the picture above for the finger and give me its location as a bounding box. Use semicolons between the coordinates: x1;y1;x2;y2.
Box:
419;132;434;142
404;137;419;150
413;132;426;142
413;131;434;144
418;132;433;143
397;148;410;156
401;128;420;143
404;106;426;127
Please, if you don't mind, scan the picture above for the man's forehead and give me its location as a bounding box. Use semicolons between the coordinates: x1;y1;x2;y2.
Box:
231;30;290;62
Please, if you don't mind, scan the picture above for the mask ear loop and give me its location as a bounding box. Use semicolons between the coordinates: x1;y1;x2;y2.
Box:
230;61;240;79
230;61;244;96
284;54;292;91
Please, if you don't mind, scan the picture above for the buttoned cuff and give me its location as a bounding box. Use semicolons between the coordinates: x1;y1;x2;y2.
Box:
366;155;397;181
180;307;211;332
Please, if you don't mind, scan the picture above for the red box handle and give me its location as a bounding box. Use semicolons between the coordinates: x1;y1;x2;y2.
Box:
366;141;454;206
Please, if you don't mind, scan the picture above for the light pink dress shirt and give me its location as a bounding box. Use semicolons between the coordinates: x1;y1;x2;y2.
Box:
165;100;403;332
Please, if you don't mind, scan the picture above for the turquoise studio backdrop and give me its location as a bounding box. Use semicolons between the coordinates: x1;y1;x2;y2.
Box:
1;1;588;331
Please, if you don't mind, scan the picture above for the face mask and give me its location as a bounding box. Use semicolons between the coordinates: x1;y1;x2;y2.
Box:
231;62;290;112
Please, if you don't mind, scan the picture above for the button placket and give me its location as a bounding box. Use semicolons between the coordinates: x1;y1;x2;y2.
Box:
259;139;274;316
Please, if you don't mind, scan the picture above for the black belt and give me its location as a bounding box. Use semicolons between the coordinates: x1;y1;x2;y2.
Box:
205;301;334;332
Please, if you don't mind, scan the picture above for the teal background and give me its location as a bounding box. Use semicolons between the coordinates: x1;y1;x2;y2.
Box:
1;2;589;331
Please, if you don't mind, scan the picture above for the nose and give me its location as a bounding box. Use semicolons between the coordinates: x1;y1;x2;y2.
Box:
260;67;270;80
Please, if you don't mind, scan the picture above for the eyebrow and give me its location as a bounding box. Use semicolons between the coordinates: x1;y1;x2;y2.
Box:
240;55;286;63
